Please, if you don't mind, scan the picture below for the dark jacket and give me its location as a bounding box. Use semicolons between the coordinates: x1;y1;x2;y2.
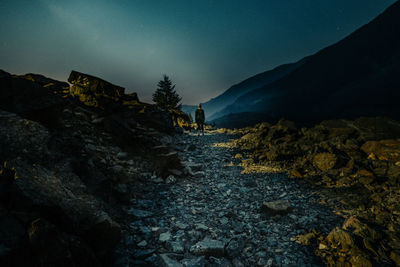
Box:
195;108;205;123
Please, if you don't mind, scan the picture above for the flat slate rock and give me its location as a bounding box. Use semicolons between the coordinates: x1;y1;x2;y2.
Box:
133;249;156;260
167;241;185;254
159;253;183;267
127;208;153;218
261;200;291;215
159;231;172;242
189;239;226;257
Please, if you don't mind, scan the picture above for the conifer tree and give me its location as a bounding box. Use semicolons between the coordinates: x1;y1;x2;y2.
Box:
152;75;182;110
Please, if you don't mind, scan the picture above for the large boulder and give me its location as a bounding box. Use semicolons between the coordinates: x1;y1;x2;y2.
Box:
0;110;121;264
17;73;70;94
261;200;291;216
326;227;354;249
1;159;121;263
353;117;400;141
0;70;66;126
68;70;125;108
313;152;339;171
361;140;400;161
0;110;50;163
169;109;191;129
317;227;373;267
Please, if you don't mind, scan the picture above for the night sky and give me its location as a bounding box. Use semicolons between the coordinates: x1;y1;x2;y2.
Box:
0;0;396;104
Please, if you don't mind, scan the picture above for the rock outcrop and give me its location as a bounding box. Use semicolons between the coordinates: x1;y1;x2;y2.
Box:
0;110;122;265
228;117;400;266
0;70;67;126
68;70;125;108
0;70;189;266
66;70;193;132
18;72;70;94
169;109;192;129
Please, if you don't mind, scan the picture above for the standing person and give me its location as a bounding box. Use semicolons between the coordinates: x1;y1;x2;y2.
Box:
195;104;205;136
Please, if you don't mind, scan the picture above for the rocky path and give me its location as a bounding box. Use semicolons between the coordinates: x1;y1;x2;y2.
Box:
116;131;342;266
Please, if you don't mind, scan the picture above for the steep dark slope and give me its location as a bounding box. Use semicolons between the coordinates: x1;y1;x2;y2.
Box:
215;1;400;125
206;59;307;119
182;58;307;120
209;112;274;129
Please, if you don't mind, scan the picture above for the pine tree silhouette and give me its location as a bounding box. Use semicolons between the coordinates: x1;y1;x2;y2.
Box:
152;75;182;110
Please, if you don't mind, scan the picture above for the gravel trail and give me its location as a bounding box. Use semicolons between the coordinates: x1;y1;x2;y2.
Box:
119;131;341;266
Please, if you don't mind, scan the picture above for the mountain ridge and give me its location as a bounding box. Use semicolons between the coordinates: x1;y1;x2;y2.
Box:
210;1;400;127
182;57;308;120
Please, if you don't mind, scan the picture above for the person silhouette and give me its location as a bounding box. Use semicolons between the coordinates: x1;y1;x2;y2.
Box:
195;104;205;136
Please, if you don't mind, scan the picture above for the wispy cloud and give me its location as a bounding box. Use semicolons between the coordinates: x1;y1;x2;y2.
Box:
40;0;101;42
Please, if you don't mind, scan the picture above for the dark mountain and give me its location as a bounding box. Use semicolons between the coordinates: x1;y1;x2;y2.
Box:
182;58;307;120
181;104;197;119
209;112;274;129
212;1;400;126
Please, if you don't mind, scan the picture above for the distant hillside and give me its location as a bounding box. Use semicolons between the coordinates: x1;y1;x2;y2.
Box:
182;58;307;120
212;1;400;126
181;104;197;119
209;112;275;129
206;59;307;120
